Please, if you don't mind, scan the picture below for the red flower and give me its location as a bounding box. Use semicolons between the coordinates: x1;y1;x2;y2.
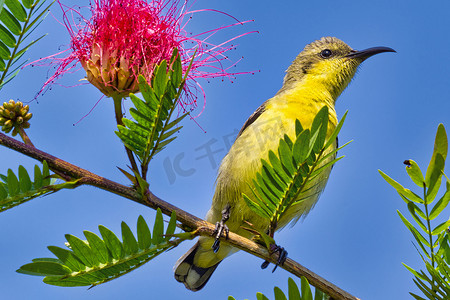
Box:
42;0;254;112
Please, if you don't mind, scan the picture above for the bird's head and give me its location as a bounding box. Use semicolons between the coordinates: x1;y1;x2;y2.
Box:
282;37;395;99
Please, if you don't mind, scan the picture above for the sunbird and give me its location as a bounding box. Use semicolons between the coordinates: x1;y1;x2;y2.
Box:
174;37;395;291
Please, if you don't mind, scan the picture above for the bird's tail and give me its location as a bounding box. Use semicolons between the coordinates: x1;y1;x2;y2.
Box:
174;241;222;291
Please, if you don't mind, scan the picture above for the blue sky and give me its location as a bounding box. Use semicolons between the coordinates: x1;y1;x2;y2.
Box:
1;0;450;299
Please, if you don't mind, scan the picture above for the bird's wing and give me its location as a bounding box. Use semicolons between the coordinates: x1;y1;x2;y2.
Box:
236;100;268;138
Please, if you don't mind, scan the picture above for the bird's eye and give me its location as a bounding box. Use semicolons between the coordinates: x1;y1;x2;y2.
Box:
320;49;333;58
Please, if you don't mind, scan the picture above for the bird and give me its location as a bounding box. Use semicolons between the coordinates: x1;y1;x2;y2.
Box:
174;36;395;291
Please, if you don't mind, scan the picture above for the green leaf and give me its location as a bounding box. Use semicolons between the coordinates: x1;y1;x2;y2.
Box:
243;193;272;219
288;277;301;300
256;293;270;300
425;124;448;186
18;165;31;192
295;119;303;136
42;160;50;186
47;246;84;272
427;153;445;202
0;0;5;15
0;23;16;47
137;215;152;249
170;48;182;87
7;168;19;196
99;225;124;260
43;275;92;287
153;59;168;98
22;0;33;9
407;202;427;232
5;0;27;22
0;39;10;59
267;151;289;184
403;263;427;281
310;106;328;153
398;210;429;247
65;234;98;267
405;159;425;187
413;278;436;299
410;294;427;300
0;184;7;199
429;185;450;220
432;218;450;235
152;208;164;245
165;211;177;241
84;231;109;265
324;110;347;149
301;277;313;300
314;288;326;300
379;170;424;203
17;261;71;276
33;164;42;188
293;129;311;165
274;286;287;300
121;221;139;256
278;138;295;175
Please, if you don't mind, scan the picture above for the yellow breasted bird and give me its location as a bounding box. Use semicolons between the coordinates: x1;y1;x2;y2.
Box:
174;37;395;291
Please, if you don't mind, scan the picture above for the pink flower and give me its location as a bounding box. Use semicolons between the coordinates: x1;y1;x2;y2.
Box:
42;0;254;112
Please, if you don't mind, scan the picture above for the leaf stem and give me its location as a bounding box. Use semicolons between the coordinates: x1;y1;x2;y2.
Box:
17;127;34;147
424;183;436;287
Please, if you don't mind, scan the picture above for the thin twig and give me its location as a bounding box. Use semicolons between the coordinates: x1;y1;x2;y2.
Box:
17;127;34;147
0;132;359;300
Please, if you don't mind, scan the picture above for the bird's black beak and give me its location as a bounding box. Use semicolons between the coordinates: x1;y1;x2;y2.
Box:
346;46;396;60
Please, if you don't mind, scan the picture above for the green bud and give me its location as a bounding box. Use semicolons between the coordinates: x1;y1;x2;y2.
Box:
4;120;12;128
14;103;23;114
21;105;29;115
4;103;14;111
1;109;10;118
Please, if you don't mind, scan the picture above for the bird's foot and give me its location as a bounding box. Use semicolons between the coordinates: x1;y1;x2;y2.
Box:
261;244;288;272
212;204;231;253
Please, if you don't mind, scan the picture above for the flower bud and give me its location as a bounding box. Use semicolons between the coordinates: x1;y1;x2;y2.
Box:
0;99;33;134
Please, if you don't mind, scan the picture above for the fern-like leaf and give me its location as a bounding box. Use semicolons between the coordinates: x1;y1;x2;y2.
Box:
381;124;450;300
17;209;183;287
115;49;188;174
0;161;62;212
243;107;348;233
0;0;55;89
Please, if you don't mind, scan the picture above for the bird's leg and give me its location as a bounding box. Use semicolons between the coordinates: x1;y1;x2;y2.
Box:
260;229;288;272
261;244;288;272
212;204;231;253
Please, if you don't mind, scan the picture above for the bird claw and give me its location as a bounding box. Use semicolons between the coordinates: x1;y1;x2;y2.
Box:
260;244;288;272
212;204;231;253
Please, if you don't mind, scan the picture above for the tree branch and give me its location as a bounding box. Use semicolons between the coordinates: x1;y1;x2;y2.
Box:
0;132;359;300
